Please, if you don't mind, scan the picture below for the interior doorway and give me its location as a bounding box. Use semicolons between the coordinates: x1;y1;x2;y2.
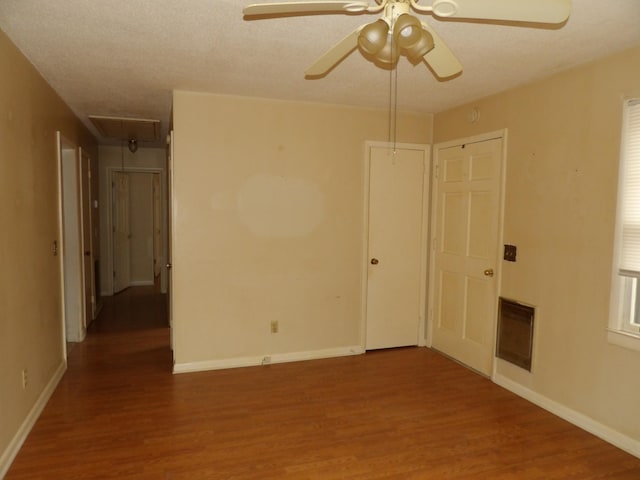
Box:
57;133;86;346
79;147;96;325
363;142;431;350
112;170;131;293
111;170;164;293
429;132;506;376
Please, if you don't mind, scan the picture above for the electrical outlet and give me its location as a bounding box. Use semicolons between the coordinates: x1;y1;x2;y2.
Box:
270;320;279;333
21;369;28;389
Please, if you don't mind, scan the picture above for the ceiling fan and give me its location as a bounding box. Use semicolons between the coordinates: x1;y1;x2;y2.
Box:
243;0;571;78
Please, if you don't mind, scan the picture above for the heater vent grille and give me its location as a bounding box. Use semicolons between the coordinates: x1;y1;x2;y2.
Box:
496;298;534;371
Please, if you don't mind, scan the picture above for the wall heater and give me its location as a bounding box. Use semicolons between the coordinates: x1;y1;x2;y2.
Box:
496;298;535;371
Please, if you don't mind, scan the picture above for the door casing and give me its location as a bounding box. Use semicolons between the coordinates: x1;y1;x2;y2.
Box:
105;166;167;295
167;131;174;353
79;147;95;325
57;132;85;348
361;141;431;350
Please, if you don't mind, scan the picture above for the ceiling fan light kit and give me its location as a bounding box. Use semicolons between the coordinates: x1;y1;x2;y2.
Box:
405;29;434;61
243;0;571;77
358;19;389;55
356;11;434;67
372;33;400;65
394;13;421;46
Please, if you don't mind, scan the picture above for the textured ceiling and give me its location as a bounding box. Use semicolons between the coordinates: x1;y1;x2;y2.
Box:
0;0;639;146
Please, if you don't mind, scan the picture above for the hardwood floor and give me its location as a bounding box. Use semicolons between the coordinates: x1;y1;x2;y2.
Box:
6;287;640;479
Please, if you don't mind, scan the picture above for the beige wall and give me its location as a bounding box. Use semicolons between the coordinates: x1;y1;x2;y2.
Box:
0;29;97;469
172;91;432;367
434;47;640;442
98;146;167;295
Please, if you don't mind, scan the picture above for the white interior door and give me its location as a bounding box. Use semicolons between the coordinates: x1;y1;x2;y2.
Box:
430;136;504;376
152;173;162;278
112;171;131;293
365;144;430;350
79;148;95;327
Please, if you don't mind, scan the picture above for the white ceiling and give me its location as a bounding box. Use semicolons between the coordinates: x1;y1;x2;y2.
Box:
1;0;639;146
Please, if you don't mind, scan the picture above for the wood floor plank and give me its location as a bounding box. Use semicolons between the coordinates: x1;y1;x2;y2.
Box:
6;286;640;479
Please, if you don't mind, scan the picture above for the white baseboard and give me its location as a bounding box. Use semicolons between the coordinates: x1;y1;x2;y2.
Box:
0;359;67;478
173;345;364;374
493;372;640;459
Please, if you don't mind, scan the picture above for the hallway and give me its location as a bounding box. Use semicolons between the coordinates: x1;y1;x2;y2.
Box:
6;288;640;479
7;287;172;478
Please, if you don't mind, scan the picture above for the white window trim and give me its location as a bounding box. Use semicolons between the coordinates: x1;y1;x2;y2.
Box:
609;98;640;352
608;328;640;351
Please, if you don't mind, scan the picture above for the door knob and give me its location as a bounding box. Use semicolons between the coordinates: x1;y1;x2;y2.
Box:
166;263;172;269
371;258;379;265
483;268;494;277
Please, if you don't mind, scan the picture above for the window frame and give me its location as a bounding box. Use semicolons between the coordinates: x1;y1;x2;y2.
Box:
609;98;640;351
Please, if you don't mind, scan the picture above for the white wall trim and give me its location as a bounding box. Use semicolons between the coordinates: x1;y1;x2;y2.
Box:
607;328;640;352
173;345;364;374
493;372;640;459
0;359;67;478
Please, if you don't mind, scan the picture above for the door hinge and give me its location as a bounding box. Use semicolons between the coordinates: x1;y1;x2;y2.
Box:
434;163;439;179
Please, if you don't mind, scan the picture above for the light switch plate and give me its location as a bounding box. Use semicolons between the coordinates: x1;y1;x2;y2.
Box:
504;244;517;262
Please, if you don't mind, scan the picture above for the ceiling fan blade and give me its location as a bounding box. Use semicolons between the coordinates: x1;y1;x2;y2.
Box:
420;22;462;78
412;0;571;24
305;26;364;76
243;1;372;16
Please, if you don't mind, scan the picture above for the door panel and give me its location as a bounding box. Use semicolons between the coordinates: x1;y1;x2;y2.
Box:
112;171;131;293
366;145;429;350
431;137;503;375
152;173;162;278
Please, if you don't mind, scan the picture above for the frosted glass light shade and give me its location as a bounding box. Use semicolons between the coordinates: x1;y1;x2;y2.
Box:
393;14;422;48
405;30;435;60
375;34;400;65
358;19;389;55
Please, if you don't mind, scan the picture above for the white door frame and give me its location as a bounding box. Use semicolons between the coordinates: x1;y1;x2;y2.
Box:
79;147;95;324
426;129;508;360
105;166;167;295
167;131;175;353
360;141;431;349
56;132;86;349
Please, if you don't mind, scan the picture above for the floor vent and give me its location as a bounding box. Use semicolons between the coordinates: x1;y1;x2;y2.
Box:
496;298;535;371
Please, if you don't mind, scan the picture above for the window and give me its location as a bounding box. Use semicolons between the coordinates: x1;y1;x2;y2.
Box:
610;99;640;349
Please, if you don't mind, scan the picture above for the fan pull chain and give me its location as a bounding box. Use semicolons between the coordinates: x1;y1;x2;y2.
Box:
393;57;398;155
388;47;398;156
387;4;398;156
388;49;393;152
